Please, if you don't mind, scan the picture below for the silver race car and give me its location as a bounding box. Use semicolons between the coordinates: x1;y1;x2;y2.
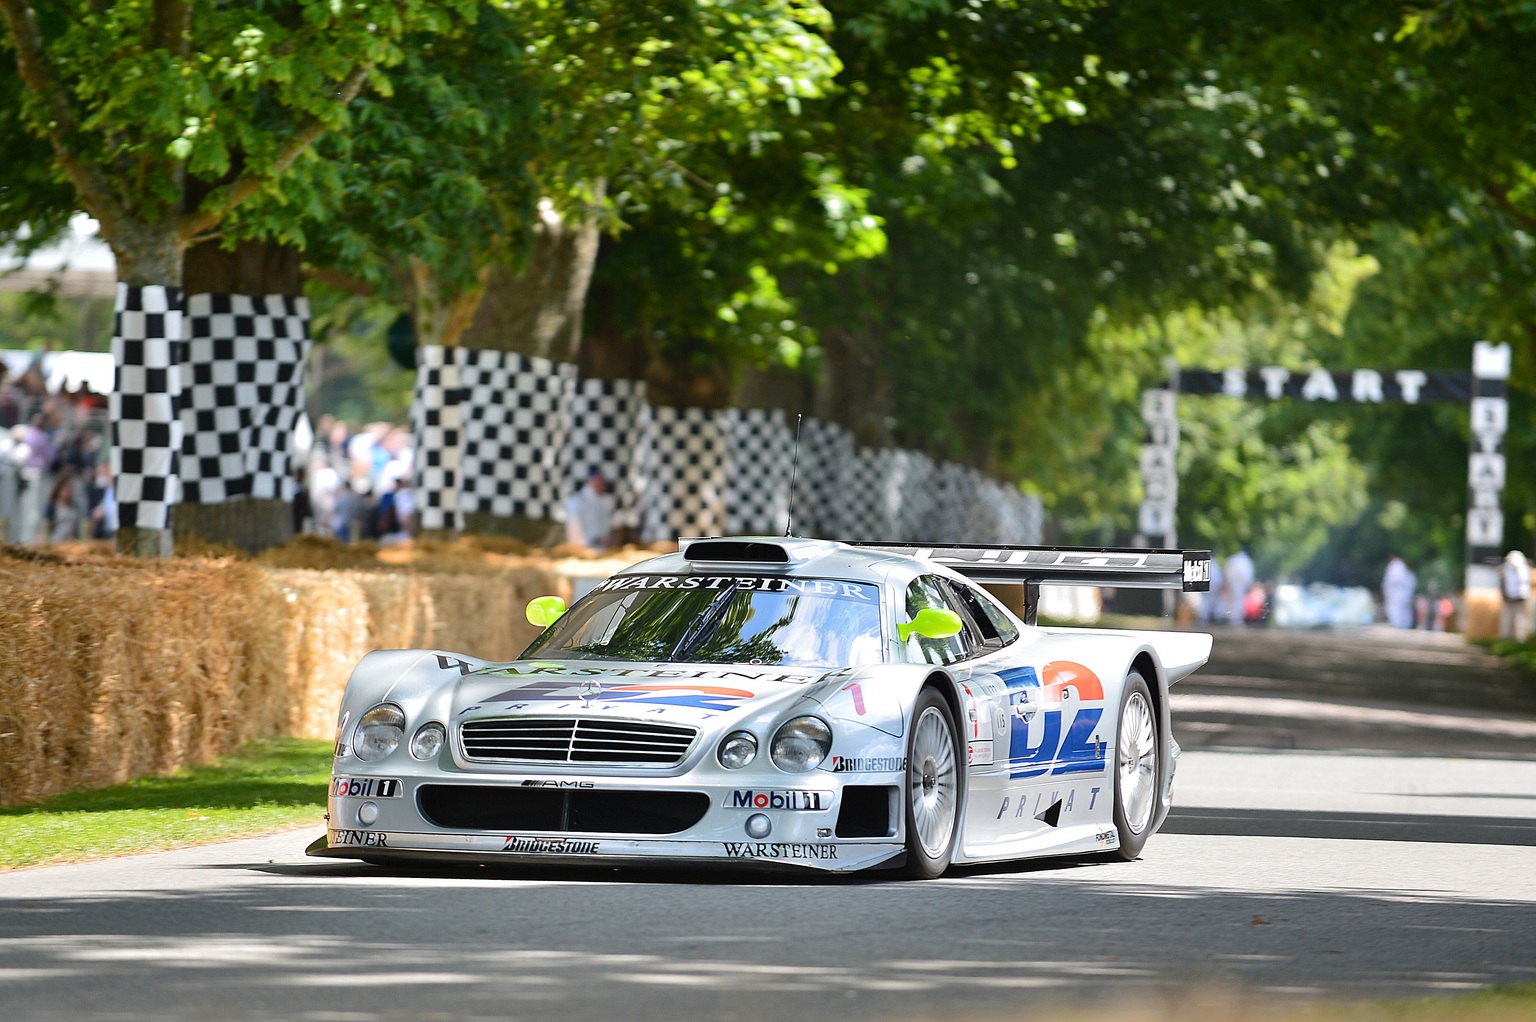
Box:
308;538;1212;877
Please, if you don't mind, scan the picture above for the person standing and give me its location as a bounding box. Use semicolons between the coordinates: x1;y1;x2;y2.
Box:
1382;553;1417;629
1224;547;1254;624
1199;555;1226;624
564;470;615;550
1501;550;1531;641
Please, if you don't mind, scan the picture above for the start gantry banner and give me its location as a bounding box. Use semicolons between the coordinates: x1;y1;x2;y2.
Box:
1176;367;1478;404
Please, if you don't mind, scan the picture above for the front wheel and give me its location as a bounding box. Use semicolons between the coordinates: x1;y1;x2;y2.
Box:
901;688;961;879
1110;670;1160;860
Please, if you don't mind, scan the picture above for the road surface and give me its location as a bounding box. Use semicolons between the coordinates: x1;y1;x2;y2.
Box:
2;625;1533;1021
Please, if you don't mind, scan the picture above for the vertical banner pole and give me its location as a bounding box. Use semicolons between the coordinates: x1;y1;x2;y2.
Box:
1465;342;1511;618
1138;359;1180;616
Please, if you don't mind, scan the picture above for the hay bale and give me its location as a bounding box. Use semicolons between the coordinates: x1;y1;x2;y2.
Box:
0;543;568;806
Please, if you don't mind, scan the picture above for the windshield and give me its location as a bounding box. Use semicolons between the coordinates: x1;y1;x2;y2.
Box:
521;574;886;669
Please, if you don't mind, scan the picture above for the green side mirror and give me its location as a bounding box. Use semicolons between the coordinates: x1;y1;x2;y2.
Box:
898;607;964;642
526;595;568;628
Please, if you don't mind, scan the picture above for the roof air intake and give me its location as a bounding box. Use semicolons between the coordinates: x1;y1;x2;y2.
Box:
682;540;792;564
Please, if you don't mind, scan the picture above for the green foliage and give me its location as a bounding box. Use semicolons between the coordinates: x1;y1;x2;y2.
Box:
1;0;477;278
305;0;843;313
0;290;114;351
306;286;415;425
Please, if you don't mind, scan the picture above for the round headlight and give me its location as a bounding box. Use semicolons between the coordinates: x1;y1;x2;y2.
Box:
770;716;832;773
410;722;446;761
353;704;406;763
718;731;758;769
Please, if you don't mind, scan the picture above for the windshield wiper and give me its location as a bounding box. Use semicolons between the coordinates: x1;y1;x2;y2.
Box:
670;582;740;661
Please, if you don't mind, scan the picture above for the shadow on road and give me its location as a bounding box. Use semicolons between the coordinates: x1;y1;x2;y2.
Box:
2;862;1533;1020
1162;806;1536;846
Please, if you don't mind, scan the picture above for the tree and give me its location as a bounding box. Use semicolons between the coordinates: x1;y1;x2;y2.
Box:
0;0;473;553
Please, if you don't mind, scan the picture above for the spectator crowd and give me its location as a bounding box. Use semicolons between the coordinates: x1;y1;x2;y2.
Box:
1;358;114;544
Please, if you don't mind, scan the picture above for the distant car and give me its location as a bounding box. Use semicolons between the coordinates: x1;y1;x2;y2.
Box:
308;538;1212;877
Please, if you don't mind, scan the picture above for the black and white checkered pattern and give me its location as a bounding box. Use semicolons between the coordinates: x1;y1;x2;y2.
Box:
791;418;854;538
638;406;727;542
569;377;648;530
724;408;794;535
888;449;935;541
841;447;893;540
110;284;185;531
179;293;310;504
412;345;463;531
458;349;576;521
922;461;981;543
404;353;1045;543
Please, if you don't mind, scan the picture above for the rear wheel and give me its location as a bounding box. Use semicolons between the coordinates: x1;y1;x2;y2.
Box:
1110;671;1159;860
901;688;960;879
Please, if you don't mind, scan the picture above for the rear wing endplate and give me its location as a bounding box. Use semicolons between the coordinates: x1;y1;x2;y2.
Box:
850;542;1212;625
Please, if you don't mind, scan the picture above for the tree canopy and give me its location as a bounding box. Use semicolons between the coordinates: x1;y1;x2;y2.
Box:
8;0;1536;576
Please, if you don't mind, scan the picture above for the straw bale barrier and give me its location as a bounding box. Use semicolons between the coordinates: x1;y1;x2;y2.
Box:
0;544;567;807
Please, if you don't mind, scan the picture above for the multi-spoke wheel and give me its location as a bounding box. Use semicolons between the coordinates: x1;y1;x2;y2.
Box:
1110;670;1160;860
901;688;960;879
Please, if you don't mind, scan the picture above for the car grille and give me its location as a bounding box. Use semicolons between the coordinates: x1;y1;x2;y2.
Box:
459;717;698;766
417;785;710;835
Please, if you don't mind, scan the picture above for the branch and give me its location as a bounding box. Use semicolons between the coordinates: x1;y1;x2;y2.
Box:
0;0;125;228
1483;179;1536;233
302;263;377;297
180;63;372;240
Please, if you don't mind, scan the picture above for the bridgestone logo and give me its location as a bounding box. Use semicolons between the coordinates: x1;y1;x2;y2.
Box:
502;836;600;854
831;756;906;773
721;842;838;860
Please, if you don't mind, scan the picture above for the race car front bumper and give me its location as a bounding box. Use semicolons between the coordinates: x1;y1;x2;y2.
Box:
308;769;908;873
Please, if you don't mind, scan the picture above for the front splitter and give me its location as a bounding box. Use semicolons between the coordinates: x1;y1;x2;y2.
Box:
306;830;905;874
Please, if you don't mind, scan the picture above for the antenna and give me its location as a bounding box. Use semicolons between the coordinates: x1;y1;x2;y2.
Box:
784;413;804;537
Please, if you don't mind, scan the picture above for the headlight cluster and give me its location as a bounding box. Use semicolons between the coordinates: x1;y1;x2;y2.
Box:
717;731;758;769
770;716;832;773
410;722;446;761
352;704;406;762
718;716;833;773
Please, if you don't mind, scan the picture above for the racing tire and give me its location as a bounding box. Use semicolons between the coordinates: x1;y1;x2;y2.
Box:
1110;670;1160;861
900;687;961;879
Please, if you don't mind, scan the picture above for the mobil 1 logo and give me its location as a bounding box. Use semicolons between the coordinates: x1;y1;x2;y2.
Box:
331;777;402;799
724;789;831;811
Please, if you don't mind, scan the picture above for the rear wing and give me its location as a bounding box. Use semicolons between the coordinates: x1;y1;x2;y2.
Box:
849;542;1212;625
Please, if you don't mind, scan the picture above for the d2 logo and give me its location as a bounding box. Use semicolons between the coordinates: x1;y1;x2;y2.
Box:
1001;662;1107;779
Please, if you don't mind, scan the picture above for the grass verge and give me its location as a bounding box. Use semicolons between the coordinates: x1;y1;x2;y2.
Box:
1470;635;1536;688
0;737;331;871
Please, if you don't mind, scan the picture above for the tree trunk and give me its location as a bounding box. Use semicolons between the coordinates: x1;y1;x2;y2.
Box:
457;196;604;541
184;237;302;294
815;320;896;448
643;339;732;409
735;364;813;415
107;218;185;557
107;218;184;288
171;238;307;554
460;197;602;360
578;271;648;381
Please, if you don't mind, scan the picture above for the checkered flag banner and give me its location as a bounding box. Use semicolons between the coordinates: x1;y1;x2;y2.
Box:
458;349;576;521
569;377;648;529
412;345;463;531
890;449;936;541
791;418;855;538
924;461;982;543
405;353;1043;543
180;294;311;505
110;283;185;531
724;408;793;535
638;405;727;543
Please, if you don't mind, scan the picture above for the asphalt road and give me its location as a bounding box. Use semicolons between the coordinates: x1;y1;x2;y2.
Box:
2;625;1534;1021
